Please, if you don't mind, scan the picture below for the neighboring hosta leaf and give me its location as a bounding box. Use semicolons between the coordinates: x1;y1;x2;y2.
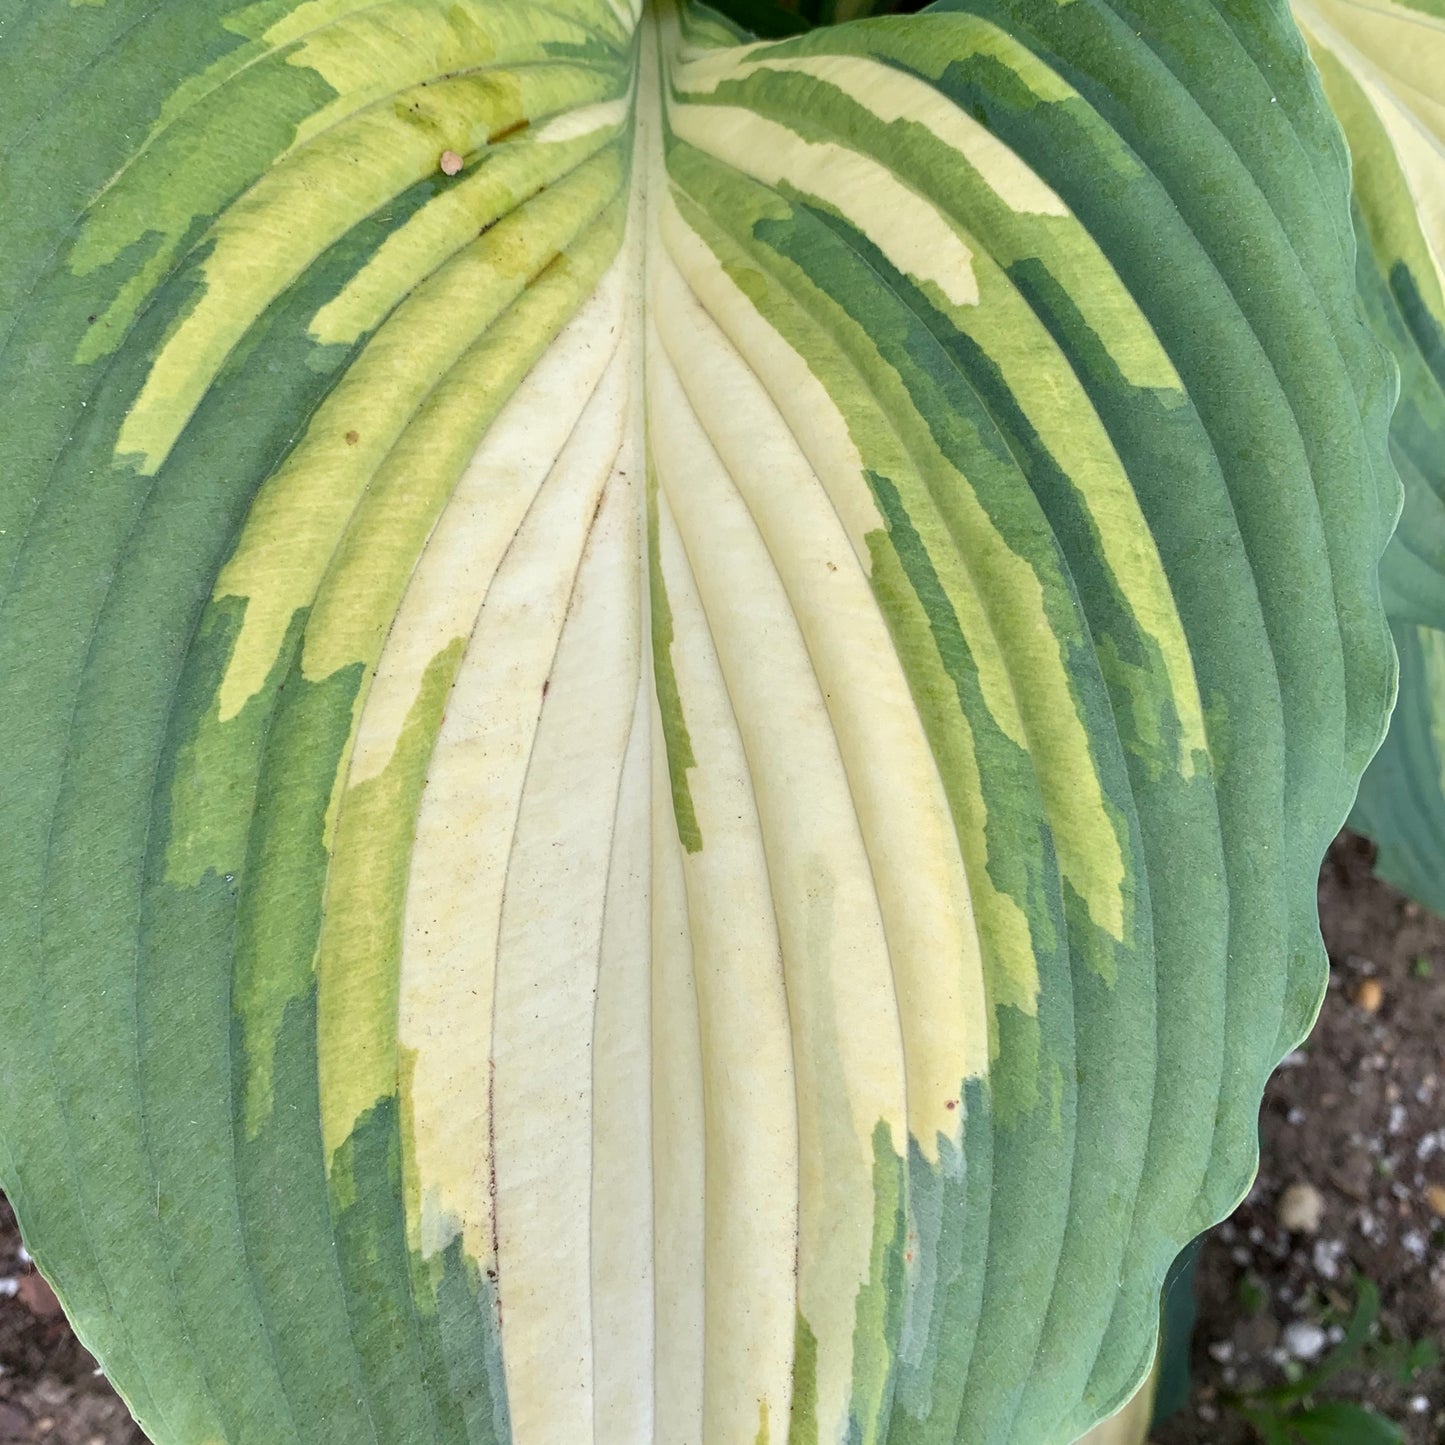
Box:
1296;0;1445;911
0;3;1395;1444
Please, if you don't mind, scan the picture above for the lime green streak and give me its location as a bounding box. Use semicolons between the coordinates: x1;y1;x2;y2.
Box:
788;1312;820;1445
317;639;465;1164
648;464;704;852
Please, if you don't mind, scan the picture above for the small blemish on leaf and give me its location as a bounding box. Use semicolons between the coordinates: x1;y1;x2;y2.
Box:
345;430;360;446
439;150;464;176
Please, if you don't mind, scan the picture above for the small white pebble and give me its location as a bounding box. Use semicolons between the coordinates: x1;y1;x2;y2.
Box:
1198;1403;1219;1423
1390;1103;1409;1136
1283;1320;1328;1362
1287;1107;1307;1126
1280;1050;1309;1069
1411;1396;1430;1414
1403;1230;1429;1261
1312;1238;1345;1280
0;1278;17;1298
1208;1340;1235;1364
1279;1182;1326;1234
1357;1210;1386;1245
1327;1325;1345;1344
1231;1245;1251;1266
16;1246;30;1265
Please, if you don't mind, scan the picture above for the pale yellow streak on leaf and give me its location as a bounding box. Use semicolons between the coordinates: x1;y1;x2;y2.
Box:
1302;0;1445;135
653;326;906;1444
659;201;1041;1012
317;276;626;1172
533;93;633;145
651;488;800;1445
309;127;620;347
654;256;989;1149
346;267;624;788
490;446;640;1445
589;679;656;1445
661;139;1130;936
649;705;707;1445
270;1;506;146
669;102;979;308
111;68;543;471
685;50;1069;217
208;150;620;721
675;45;1180;395
588;121;656;1445
397;336;630;1266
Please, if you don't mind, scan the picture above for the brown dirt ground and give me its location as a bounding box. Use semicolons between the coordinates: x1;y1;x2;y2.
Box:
1156;832;1445;1444
0;1194;142;1445
1;831;1442;1444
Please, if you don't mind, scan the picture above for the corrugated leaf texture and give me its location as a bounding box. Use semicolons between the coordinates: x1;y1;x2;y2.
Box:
0;2;1397;1442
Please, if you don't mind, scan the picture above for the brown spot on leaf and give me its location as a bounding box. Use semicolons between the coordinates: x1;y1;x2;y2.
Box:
345;430;360;446
490;117;531;144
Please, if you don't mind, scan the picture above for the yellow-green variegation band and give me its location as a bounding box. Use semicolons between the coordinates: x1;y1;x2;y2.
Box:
0;2;1396;1444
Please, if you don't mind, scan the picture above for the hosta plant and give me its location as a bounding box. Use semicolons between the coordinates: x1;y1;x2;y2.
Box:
0;1;1399;1442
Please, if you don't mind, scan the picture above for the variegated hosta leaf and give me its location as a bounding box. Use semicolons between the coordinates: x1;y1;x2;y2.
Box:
1296;0;1445;910
0;2;1395;1443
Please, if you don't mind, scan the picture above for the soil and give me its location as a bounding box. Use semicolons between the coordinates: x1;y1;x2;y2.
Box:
1156;832;1445;1444
0;1195;142;1445
1;831;1441;1444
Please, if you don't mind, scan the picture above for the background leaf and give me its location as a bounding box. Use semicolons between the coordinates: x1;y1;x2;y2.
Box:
1295;1;1445;909
1289;1401;1405;1445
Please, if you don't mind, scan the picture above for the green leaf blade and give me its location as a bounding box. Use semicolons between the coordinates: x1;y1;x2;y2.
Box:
0;3;1397;1443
